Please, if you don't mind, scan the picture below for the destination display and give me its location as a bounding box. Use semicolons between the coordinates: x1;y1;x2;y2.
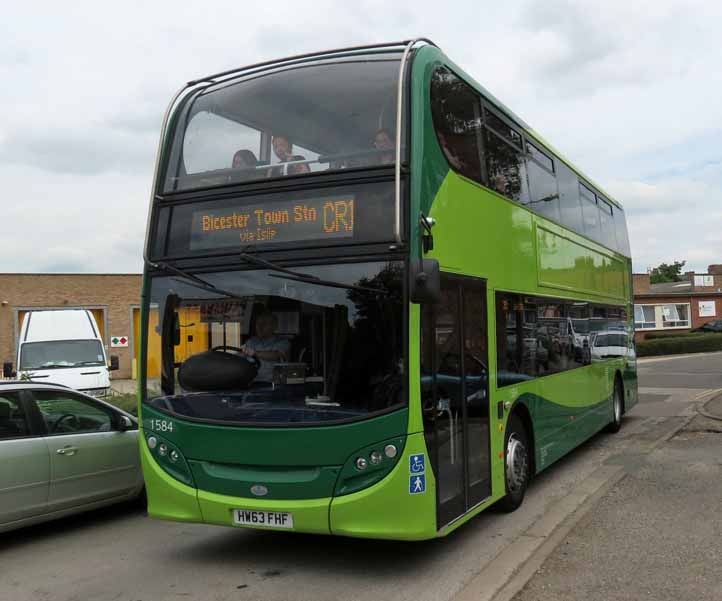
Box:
190;196;354;250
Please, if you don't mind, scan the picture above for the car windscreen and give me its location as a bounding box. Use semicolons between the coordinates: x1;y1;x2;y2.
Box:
163;54;403;193
19;340;105;370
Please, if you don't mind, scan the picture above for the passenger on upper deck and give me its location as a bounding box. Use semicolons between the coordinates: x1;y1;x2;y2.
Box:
287;155;310;175
373;128;395;165
240;310;291;383
232;149;258;170
269;135;307;177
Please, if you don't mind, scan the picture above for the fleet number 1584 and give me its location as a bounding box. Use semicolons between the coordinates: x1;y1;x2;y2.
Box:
149;419;173;433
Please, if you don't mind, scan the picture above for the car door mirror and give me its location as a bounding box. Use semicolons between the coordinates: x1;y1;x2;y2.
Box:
117;414;134;431
109;355;120;371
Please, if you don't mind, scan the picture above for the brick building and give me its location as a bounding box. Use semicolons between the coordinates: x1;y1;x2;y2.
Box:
633;264;722;341
0;274;142;379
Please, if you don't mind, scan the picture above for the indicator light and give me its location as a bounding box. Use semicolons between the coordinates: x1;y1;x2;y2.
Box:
147;436;157;449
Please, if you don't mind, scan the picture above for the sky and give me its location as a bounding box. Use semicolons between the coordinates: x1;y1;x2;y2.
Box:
1;0;720;274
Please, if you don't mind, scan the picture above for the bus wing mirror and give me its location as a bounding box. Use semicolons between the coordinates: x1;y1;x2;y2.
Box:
410;259;441;304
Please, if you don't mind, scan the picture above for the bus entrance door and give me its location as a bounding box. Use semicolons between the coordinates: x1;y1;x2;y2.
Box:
422;275;491;529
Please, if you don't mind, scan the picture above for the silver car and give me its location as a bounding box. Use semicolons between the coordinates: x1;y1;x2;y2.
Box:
0;381;143;533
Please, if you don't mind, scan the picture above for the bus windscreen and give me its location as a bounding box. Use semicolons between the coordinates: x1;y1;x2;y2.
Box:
163;54;403;193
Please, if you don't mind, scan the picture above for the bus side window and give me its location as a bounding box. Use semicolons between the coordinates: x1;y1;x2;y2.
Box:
613;207;632;257
597;197;618;251
557;162;584;234
580;183;601;242
430;66;485;184
482;107;528;204
525;141;560;223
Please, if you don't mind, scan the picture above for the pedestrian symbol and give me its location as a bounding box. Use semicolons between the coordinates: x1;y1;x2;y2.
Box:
409;453;425;474
409;474;426;494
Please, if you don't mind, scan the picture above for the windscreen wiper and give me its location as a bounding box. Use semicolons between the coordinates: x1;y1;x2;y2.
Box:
240;251;387;295
239;252;320;280
267;273;388;295
150;261;242;300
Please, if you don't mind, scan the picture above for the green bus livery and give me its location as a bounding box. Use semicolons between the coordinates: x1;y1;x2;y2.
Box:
139;39;637;540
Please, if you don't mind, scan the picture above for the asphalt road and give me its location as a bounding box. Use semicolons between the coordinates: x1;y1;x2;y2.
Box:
2;353;720;601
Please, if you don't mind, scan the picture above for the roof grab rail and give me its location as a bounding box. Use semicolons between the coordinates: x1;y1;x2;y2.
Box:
394;38;437;245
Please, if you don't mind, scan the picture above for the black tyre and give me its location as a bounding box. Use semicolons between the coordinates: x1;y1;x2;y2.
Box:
498;414;531;513
605;378;624;433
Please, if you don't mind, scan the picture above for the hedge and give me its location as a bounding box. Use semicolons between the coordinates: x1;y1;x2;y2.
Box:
637;333;722;357
644;331;700;340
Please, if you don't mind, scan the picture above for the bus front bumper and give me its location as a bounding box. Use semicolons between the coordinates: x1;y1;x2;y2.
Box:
141;433;437;540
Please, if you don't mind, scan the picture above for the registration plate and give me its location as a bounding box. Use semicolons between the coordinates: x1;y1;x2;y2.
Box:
233;509;294;529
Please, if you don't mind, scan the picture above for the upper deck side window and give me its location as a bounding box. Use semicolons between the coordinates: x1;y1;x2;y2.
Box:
163;55;403;193
429;66;485;184
428;64;630;257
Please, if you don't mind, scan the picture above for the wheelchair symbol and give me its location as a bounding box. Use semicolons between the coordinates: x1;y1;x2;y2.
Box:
409;454;425;474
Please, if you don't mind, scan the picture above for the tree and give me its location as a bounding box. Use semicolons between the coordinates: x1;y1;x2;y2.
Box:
650;261;686;284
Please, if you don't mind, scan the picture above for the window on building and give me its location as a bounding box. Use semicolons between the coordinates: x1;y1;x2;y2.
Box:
662;304;690;328
634;305;656;329
634;303;691;330
430;67;484;184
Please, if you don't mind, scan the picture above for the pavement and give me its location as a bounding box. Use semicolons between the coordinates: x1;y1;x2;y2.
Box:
511;355;722;601
1;352;720;601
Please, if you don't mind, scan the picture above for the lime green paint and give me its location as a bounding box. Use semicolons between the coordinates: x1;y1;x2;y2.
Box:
536;225;627;301
330;433;437;540
334;436;406;496
140;435;203;523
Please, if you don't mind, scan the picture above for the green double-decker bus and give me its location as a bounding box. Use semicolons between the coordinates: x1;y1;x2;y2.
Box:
139;39;637;540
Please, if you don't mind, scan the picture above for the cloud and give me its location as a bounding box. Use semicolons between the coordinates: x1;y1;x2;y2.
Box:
1;0;721;276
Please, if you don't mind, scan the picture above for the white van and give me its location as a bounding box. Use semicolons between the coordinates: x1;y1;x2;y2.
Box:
15;310;117;395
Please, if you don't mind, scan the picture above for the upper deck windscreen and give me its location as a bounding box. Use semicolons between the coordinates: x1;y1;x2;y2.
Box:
163;55;403;193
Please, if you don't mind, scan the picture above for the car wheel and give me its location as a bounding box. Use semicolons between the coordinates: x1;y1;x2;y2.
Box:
498;415;531;513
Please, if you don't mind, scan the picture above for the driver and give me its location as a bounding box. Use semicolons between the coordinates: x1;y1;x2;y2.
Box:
241;311;290;383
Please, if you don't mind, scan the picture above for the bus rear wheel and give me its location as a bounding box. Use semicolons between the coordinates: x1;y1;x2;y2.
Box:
499;415;530;513
606;378;624;433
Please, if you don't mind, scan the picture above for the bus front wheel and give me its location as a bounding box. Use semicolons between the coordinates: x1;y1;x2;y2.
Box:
499;415;530;513
605;378;624;433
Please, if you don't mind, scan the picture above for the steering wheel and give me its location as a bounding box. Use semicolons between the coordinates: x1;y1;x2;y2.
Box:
211;345;245;354
51;414;79;433
210;345;260;366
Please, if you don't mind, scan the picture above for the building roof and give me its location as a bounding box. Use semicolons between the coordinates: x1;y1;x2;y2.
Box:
637;279;722;297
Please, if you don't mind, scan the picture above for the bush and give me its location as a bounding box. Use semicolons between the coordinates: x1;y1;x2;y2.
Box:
644;331;698;340
637;333;722;357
